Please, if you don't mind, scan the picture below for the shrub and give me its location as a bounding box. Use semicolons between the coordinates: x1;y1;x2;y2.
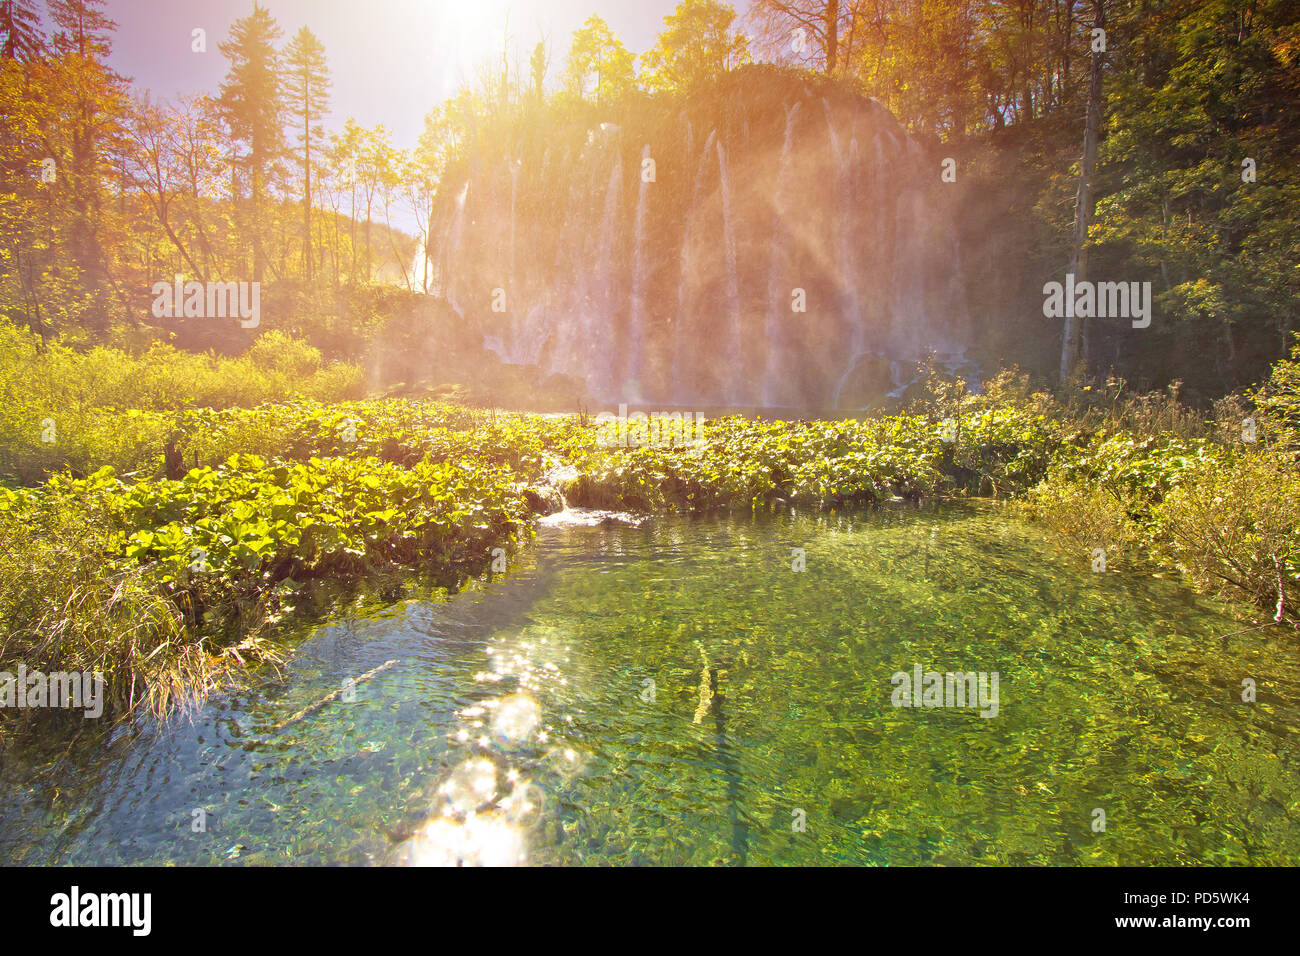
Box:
1021;479;1141;568
0;474;264;728
1249;338;1300;454
1151;451;1300;622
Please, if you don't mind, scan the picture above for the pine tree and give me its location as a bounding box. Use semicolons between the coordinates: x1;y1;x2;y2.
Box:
283;26;330;281
48;0;114;59
219;3;284;284
0;0;44;61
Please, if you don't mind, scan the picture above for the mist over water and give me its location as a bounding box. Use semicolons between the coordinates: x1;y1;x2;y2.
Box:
433;77;974;409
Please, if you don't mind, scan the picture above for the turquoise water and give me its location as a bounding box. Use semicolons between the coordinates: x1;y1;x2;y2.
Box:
2;501;1297;865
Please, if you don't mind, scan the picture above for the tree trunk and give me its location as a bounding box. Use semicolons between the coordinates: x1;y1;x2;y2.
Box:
252;163;264;283
824;0;839;74
303;120;312;281
1060;0;1105;383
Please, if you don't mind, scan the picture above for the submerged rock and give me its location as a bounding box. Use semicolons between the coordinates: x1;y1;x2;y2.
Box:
537;508;647;529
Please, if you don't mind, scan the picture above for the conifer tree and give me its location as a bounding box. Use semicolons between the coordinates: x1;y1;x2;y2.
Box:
0;0;43;61
219;2;284;283
284;26;330;280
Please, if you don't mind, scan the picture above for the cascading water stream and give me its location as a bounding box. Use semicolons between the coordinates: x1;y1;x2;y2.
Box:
763;102;801;408
565;156;624;398
626;144;652;400
444;182;469;315
716;138;742;404
594;158;623;397
823;99;869;408
672;129;718;400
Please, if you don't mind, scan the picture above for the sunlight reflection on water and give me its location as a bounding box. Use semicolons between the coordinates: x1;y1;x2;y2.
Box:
4;502;1298;867
393;624;581;865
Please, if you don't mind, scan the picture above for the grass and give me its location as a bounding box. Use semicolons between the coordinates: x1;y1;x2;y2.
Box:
0;323;365;485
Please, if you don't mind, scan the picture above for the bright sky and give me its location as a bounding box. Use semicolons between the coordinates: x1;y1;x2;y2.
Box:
101;0;754;151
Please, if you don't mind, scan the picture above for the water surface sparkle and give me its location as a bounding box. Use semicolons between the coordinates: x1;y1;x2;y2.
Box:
2;502;1296;866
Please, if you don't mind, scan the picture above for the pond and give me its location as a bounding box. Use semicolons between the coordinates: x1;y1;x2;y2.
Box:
2;501;1297;865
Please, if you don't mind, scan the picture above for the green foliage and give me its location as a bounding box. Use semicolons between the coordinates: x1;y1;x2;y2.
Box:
1022;477;1141;566
105;453;531;598
171;400;591;477
8;343;1300;728
640;0;749;93
1150;451;1300;622
1079;0;1300;393
0;446;533;726
563;404;1061;512
0;471;242;727
1021;402;1298;621
0;319;364;483
1249;338;1300;453
560;14;638;105
1049;431;1235;510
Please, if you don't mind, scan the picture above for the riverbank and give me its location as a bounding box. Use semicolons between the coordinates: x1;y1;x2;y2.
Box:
3;357;1298;732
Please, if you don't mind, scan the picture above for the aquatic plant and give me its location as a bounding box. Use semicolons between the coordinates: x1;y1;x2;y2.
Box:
3;364;1297;729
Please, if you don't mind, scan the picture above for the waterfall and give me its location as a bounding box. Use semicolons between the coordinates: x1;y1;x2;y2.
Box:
824;99;867;406
846;136;864;356
829;135;873;409
895;187;928;358
444;182;469;314
672;129;717;400
764;101;801;407
408;234;428;294
590;157;623;397
438;81;974;410
716;138;742;404
626;144;652;400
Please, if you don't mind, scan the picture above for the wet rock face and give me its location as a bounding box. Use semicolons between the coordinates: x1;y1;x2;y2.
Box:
835;352;898;409
432;69;973;410
522;484;565;516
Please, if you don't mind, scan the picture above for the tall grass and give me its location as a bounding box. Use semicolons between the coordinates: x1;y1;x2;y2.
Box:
0;321;365;484
0;482;284;734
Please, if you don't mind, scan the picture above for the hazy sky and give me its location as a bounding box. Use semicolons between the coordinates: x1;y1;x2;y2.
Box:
95;0;753;152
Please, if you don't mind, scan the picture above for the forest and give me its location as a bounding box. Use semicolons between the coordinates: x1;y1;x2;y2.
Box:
0;0;1294;396
1;0;1298;870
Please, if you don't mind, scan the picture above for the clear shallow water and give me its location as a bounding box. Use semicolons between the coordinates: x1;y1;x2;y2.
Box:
2;501;1298;865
